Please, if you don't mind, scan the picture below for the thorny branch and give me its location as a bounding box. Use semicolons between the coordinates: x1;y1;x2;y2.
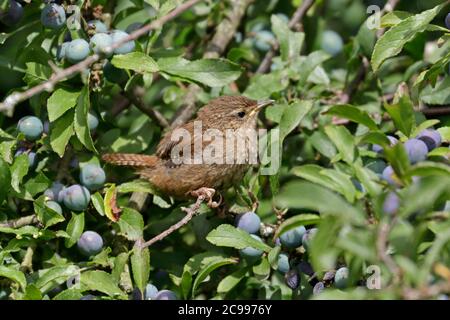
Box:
138;194;206;249
0;0;202;113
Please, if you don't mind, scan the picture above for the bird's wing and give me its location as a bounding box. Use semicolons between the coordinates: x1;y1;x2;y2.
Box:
156;121;197;159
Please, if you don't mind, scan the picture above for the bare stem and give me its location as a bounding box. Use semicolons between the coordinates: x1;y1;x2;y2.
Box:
139;195;206;248
0;0;203;113
0;215;38;228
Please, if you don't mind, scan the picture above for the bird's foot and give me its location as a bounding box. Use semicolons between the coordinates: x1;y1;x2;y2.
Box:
189;187;222;208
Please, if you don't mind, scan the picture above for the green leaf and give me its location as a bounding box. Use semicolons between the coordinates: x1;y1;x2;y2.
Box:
112;252;129;283
0;157;11;203
35;265;79;291
371;3;446;72
111;52;159;73
271;14;304;61
267;246;281;269
192;257;237;297
80;270;125;298
91;192;105;216
117;179;156;194
274;181;364;224
206;224;271;252
158;57;242;87
252;257;271;280
405;161;450;178
117;207;144;241
34;195;65;228
279;100;313;140
0;265;26;290
64;212;84;248
50;110;75;157
53;288;83;300
23;284;42;300
324;125;356;164
10;153;29;193
309;131;337;159
420;77;450;105
217;267;248;294
292;51;330;86
244;71;289;100
384;95;416;136
326;105;378;130
274;214;321;239
131;245;150;295
384;142;411;182
47;88;80;122
74;86;96;152
292;165;356;202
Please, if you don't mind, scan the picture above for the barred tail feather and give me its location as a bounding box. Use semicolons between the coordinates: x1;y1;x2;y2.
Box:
102;153;157;167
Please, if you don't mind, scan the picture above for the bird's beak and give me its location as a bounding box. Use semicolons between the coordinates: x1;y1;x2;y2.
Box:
250;99;275;116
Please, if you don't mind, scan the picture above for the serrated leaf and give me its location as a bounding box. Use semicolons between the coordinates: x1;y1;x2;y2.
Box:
326;104;378;130
274;214;321;239
0;265;26;290
10;153;29;193
80;270;125;298
158;57;242;87
34;195;65;228
192;257;237;297
50;110;75;157
117;179;156;194
206;224;271;252
324;125;356;164
371;3;445;72
117;207;144;241
111;52;159;73
47;88;80;122
0;157;11;203
217;267;248;294
274;181;364;224
131;245;150;295
64;212;84;248
271;14;304;61
74;86;96;152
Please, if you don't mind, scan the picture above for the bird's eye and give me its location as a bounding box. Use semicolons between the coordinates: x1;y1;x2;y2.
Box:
237;111;246;118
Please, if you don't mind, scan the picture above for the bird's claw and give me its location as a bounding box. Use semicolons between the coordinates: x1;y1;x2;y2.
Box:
189;187;222;208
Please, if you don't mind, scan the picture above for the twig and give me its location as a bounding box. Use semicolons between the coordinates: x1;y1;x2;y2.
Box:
138;195;206;248
0;215;38;228
402;281;450;300
0;0;203;113
376;218;402;284
125;87;169;128
256;0;315;74
421;106;450;117
169;0;254;129
20;244;36;273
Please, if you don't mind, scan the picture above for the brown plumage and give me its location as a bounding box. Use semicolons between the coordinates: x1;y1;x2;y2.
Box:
102;96;273;199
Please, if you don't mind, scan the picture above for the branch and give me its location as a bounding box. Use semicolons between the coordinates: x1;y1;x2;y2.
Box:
376;218;402;284
0;0;203;113
169;0;254;129
255;0;315;74
138;194;206;248
0;215;38;228
125;87;169;128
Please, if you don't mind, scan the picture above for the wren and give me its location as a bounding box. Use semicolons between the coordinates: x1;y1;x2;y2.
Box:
102;96;273;204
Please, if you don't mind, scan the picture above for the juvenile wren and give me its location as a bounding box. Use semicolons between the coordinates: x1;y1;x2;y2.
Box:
102;96;273;203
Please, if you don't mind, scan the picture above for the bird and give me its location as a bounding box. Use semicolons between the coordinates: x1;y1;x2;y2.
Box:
102;95;274;206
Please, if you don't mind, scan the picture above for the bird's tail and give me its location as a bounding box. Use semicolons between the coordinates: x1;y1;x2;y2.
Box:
102;153;158;167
